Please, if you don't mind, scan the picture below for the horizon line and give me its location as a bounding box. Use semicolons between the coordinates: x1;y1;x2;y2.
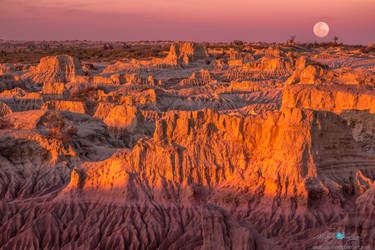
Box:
0;39;371;46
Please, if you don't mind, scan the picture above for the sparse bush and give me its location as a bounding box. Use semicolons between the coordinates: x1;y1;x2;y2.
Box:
45;112;65;139
103;43;114;50
288;35;296;45
0;50;7;57
42;112;77;142
333;36;339;44
0;118;12;129
141;85;151;91
232;40;244;47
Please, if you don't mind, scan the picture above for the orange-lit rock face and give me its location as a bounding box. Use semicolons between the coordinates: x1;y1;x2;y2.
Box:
0;101;12;116
179;69;213;87
41;82;67;95
282;84;375;114
0;63;16;75
1;42;375;249
60;106;375;249
285;56;333;85
24;55;84;84
42;100;87;114
103;105;142;129
255;56;293;76
165;41;209;65
67;108;373;203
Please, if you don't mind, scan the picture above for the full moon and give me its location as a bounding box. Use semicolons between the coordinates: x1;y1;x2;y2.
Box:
313;22;330;38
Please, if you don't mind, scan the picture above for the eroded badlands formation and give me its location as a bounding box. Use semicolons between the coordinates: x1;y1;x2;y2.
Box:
0;41;375;249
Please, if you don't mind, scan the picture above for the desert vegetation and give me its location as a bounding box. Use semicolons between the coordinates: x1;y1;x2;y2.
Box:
40;112;78;143
0;40;170;64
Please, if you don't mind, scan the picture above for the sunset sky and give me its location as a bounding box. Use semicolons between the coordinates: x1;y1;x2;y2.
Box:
1;0;374;44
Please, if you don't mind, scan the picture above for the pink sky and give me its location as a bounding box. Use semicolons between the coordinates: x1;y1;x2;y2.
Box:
0;0;374;44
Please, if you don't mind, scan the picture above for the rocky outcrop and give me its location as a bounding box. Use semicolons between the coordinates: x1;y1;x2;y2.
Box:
264;44;284;57
0;88;43;112
102;105;143;129
253;55;293;76
24;55;84;84
178;69;214;87
285;56;331;85
0;102;12;117
165;42;209;65
118;89;157;106
101;61;139;74
223;48;294;81
0;87;28;98
0;110;112;161
334;67;375;86
73;75;119;89
82;63;98;73
41;82;67;95
0;98;43;112
41;100;87;114
0;108;115;207
0;74;35;92
94;104;153;147
282;84;375;114
340;110;375;154
0;63;17;74
101;59;170;74
62;107;375;248
93;102;117;120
